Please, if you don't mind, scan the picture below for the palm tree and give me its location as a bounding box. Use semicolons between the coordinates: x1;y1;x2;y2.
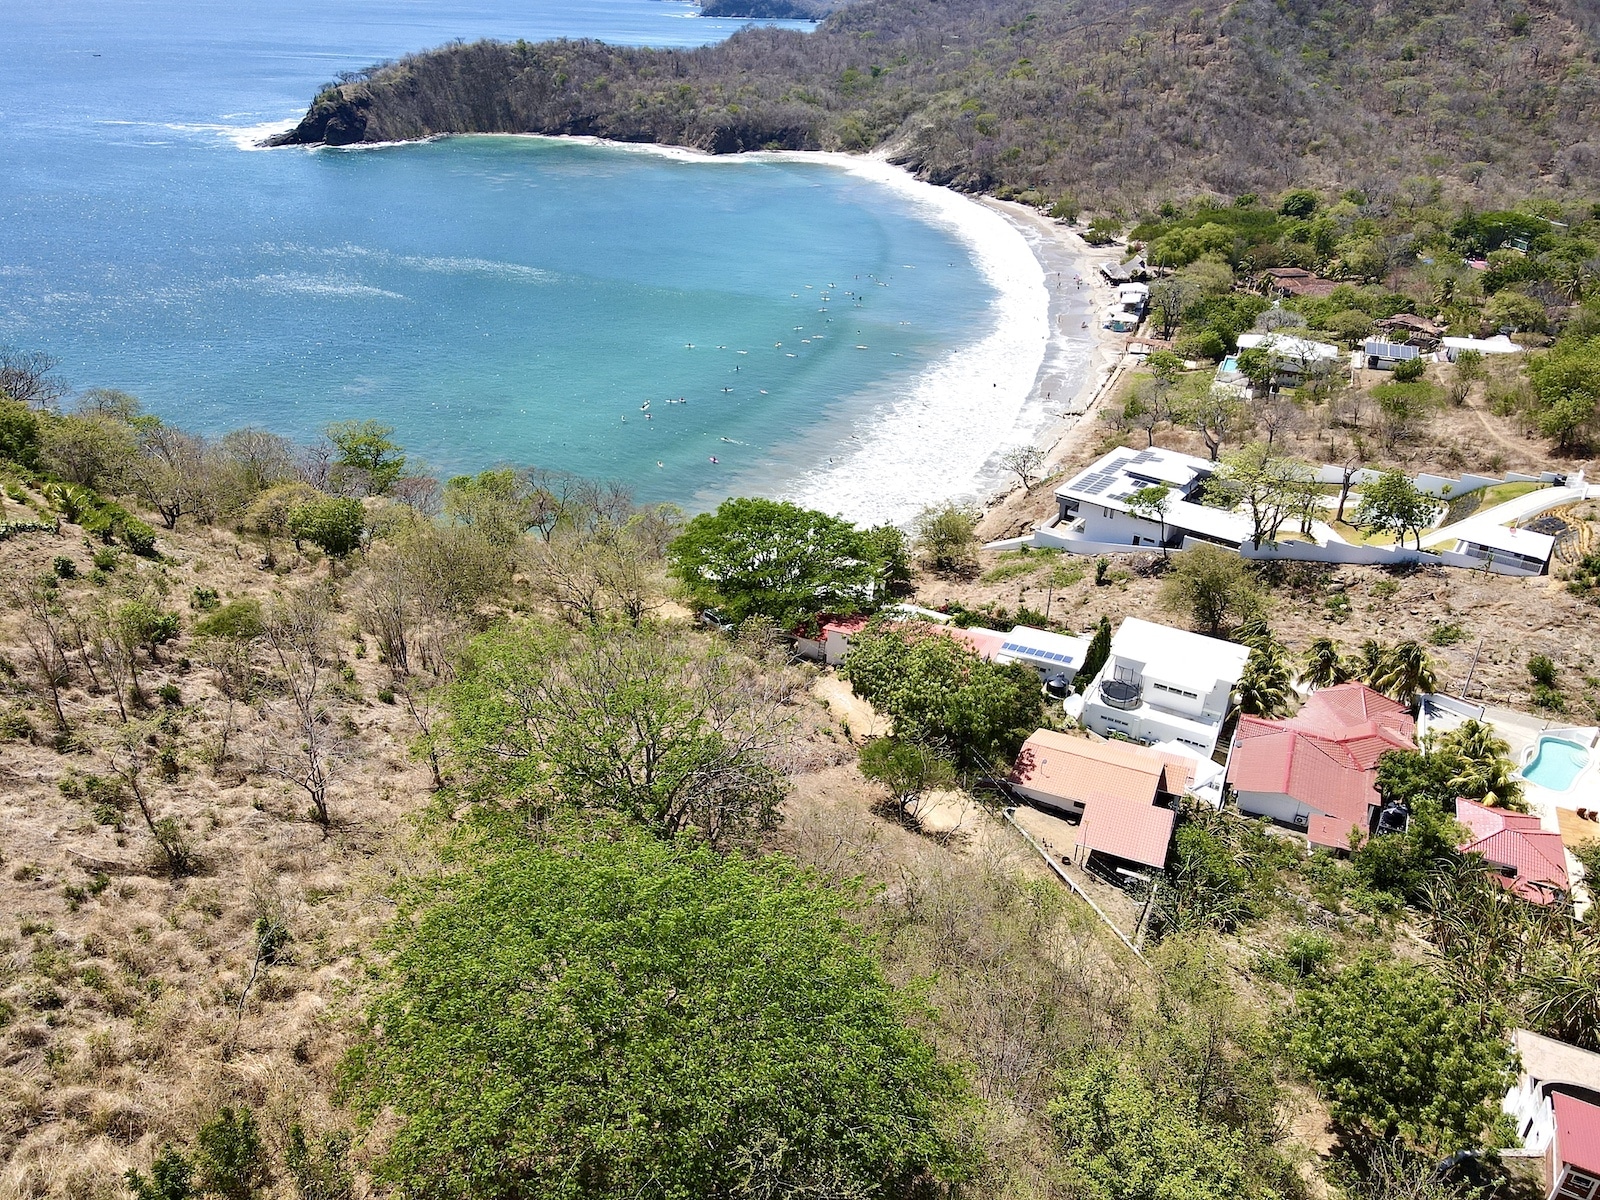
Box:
1301;636;1347;689
1236;643;1294;718
1346;639;1389;689
1440;719;1526;809
1374;639;1437;705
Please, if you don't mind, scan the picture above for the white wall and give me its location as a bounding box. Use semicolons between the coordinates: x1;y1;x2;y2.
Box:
1234;789;1311;826
1012;785;1084;815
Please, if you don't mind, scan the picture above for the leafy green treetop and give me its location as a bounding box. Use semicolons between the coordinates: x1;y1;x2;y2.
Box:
1291;956;1514;1154
667;497;900;629
326;419;406;495
348;830;976;1200
842;623;1045;768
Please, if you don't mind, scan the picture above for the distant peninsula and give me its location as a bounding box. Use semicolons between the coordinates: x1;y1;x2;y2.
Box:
698;0;836;18
270;0;1600;205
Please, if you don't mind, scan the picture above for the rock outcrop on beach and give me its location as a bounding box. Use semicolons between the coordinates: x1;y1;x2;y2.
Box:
270;0;1600;204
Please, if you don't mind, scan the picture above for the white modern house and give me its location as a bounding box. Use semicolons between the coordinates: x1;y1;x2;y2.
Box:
1052;446;1254;551
1235;332;1342;381
1075;617;1251;756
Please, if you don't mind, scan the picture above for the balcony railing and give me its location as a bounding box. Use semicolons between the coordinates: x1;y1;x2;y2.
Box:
1099;677;1144;711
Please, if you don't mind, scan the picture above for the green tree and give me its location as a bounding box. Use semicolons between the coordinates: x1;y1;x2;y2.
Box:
913;500;981;576
443;623;788;843
1125;484;1171;554
1435;719;1524;809
193;1107;269;1200
1482;289;1546;333
288;495;366;558
348;831;975;1200
858;736;954;823
1527;338;1600;449
442;467;542;547
667;497;895;629
1074;615;1112;694
1373;639;1437;704
326;419;406;495
1178;387;1248;461
1292;957;1514;1154
842;624;1044;768
1353;470;1434;549
1219;442;1315;549
125;1146;194;1200
1159;543;1262;636
0;398;41;468
1236;640;1294;718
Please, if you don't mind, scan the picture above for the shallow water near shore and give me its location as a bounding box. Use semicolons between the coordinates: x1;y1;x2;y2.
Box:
1;0;1046;521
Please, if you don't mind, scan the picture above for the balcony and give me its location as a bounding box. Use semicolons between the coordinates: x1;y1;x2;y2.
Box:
1099;677;1144;711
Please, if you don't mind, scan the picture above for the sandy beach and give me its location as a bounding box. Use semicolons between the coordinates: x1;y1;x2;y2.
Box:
975;199;1135;534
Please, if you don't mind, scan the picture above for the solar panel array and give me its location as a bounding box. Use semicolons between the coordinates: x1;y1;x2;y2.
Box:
1002;641;1078;664
1070;454;1132;497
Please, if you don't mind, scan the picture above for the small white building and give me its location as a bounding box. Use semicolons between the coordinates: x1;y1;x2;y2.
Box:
993;625;1095;686
1078;617;1251;756
1452;520;1557;576
1442;334;1524;360
1235;332;1342;380
1054;446;1253;550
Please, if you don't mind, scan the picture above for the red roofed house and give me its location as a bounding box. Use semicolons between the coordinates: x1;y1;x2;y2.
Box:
1226;682;1416;850
1550;1094;1600;1200
1457;799;1570;904
1009;729;1193;870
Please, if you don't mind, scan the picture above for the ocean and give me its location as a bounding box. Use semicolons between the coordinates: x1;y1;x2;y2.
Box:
0;0;1049;523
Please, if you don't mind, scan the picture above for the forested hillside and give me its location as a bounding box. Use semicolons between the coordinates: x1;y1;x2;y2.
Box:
272;0;1600;205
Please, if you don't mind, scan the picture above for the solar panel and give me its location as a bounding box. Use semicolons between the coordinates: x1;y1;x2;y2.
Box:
1002;642;1076;664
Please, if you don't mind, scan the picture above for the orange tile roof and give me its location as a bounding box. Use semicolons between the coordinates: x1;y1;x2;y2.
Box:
1078;798;1176;870
1010;729;1167;807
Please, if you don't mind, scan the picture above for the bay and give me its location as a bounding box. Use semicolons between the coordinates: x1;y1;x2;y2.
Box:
0;0;1031;518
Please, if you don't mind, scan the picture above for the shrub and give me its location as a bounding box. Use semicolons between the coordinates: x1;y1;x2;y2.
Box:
157;683;182;707
194;598;264;641
117;516;158;556
92;547;118;572
51;556;77;579
1391;357;1425;382
190;586;220;610
1528;653;1558;687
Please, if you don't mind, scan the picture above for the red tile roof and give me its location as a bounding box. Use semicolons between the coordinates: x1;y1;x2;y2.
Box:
1554;1093;1600;1177
1227;684;1417;849
1078;798;1176;870
820;615;871;637
942;625;1006;660
1457;798;1570;904
1287;683;1415;766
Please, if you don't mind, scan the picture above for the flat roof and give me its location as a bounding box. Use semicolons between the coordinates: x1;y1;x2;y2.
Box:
1162;498;1254;544
1057;446;1213;509
1442;335;1523;353
1236;332;1341;361
997;626;1093;669
1452;518;1556;560
1516;1029;1600;1094
1108;617;1252;691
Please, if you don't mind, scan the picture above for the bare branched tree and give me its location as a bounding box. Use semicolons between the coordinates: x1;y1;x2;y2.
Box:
259;585;343;831
0;346;69;409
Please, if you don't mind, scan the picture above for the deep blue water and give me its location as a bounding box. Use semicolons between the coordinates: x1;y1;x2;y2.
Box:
0;0;1008;513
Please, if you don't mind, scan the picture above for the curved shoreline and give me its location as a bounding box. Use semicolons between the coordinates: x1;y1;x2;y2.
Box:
272;129;1117;525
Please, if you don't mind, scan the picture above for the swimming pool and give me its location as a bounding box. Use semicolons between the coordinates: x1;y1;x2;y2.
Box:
1218;355;1240;376
1520;737;1592;792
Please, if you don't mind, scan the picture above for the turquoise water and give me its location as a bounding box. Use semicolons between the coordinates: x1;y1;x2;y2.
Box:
0;0;1016;516
1520;737;1591;792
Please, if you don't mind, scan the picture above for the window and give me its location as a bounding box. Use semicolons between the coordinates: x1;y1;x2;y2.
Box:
1557;1168;1600;1200
1152;681;1199;700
